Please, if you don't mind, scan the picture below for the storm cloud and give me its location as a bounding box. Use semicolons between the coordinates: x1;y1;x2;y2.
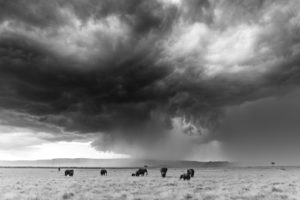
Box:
1;0;300;160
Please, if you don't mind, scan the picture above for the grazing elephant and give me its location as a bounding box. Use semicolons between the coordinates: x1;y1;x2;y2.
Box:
100;169;107;176
65;169;74;176
187;169;195;177
160;168;168;178
180;173;190;180
135;168;148;176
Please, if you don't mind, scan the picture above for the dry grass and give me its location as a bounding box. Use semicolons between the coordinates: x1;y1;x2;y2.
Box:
0;167;300;200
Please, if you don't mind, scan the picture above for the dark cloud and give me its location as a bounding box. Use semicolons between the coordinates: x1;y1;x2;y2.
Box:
217;88;300;163
0;0;300;160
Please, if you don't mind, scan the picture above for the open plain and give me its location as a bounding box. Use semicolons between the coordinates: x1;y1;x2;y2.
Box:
0;167;300;200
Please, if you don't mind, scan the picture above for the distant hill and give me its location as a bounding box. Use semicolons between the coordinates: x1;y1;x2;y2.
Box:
0;158;231;168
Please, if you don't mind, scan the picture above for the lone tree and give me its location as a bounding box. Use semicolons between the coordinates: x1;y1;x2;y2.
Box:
271;162;275;166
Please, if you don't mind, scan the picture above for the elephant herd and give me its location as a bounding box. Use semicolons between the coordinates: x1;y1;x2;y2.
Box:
62;168;195;180
132;168;148;176
64;169;74;176
180;169;194;180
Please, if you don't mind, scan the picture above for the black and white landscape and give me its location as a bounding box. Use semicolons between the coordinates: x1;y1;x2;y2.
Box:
1;0;300;199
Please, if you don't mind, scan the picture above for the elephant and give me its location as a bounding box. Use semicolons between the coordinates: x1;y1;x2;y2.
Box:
187;169;195;177
135;168;148;176
100;169;107;176
160;167;168;178
180;173;190;180
64;169;74;176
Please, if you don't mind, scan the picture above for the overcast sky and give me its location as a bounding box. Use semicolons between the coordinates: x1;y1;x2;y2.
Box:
0;0;300;163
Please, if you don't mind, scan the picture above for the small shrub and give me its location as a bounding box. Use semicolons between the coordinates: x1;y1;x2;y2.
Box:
62;192;74;199
184;193;193;199
272;187;283;192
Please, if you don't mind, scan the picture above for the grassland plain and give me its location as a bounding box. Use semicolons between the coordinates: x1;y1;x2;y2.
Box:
0;167;300;200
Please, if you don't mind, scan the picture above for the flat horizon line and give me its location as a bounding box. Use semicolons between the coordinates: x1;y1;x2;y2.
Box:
0;158;230;162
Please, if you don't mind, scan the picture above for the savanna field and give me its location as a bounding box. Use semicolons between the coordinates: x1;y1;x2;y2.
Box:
0;167;300;200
